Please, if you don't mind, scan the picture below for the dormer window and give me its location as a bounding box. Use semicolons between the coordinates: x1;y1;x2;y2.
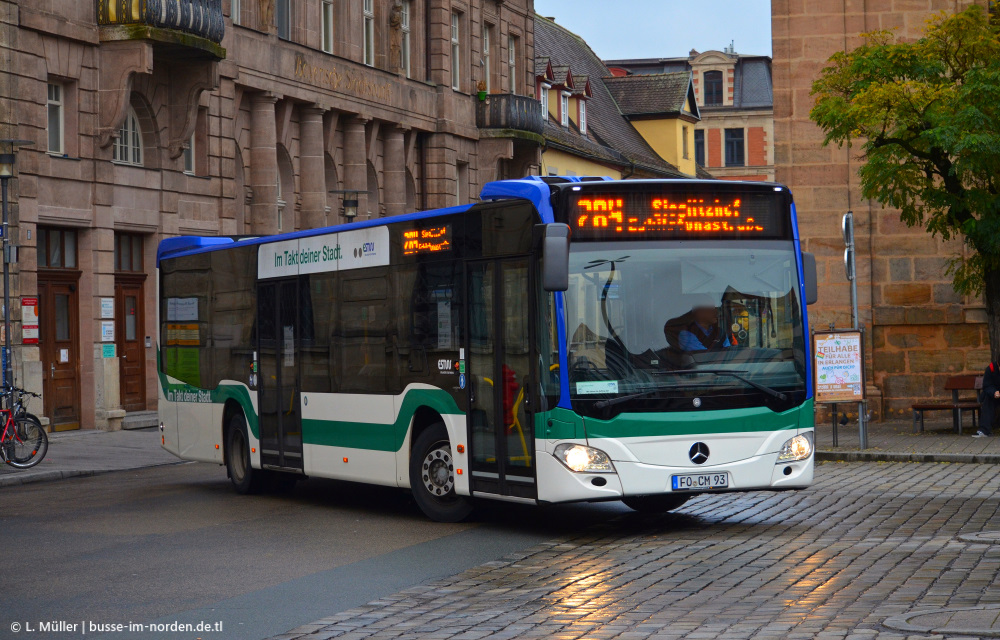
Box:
539;82;550;122
579;99;587;135
560;92;569;127
704;70;723;106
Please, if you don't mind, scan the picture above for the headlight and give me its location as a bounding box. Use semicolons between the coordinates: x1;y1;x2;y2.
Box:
553;443;614;473
776;432;813;463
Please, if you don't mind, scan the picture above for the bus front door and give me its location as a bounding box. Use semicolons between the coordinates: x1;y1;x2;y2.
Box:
467;258;537;500
257;279;304;471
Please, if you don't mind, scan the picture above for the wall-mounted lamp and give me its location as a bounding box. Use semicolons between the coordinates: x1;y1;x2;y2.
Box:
328;189;368;220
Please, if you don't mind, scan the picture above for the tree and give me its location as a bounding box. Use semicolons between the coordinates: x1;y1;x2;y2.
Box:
811;4;1000;363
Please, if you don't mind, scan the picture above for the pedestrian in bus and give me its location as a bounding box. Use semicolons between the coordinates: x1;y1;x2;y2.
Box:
974;359;1000;437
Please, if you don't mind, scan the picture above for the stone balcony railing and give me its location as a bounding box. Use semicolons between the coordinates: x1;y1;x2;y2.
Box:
97;0;225;44
476;94;544;135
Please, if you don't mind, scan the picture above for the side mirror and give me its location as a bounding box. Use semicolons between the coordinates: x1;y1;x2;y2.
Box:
802;252;818;305
541;223;571;291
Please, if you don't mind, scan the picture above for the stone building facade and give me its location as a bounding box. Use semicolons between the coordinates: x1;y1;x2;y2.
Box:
607;49;774;182
0;0;541;430
771;0;991;417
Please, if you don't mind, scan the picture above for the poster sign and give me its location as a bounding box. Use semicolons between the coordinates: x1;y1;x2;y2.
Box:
102;344;116;358
101;320;115;342
814;331;865;403
21;297;38;344
100;297;115;319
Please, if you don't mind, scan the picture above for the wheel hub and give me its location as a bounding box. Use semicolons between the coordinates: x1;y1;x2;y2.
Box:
421;445;454;497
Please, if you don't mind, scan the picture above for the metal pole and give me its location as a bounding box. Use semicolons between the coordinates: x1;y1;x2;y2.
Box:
1;175;10;406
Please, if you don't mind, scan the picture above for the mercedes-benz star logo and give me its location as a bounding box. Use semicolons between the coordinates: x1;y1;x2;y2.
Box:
689;442;710;465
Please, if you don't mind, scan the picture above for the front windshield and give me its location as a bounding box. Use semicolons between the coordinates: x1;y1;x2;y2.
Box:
565;241;806;416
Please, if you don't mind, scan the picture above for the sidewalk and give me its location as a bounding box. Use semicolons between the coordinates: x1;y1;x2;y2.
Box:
0;427;181;487
816;413;1000;463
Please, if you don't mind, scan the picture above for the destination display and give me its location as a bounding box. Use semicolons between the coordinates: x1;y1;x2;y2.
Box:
567;191;788;240
401;224;452;256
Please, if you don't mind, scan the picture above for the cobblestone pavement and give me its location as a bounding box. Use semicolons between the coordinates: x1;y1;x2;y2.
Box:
817;415;1000;462
271;461;1000;640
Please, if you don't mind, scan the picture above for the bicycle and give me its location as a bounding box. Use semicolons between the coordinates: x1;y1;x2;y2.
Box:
0;385;47;469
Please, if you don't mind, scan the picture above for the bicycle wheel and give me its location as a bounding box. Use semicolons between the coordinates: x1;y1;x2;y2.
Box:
4;417;48;469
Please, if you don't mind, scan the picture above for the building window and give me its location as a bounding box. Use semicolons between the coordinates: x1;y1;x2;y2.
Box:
482;23;492;92
400;0;411;77
508;35;518;94
694;129;705;166
682;126;689;159
321;0;334;53
47;82;64;155
704;70;723;106
276;0;290;39
112;106;142;166
114;233;143;272
232;0;241;25
579;100;587;135
451;12;460;90
539;83;549;122
364;0;375;66
560;92;569;127
183;134;195;174
725;128;745;166
37;227;77;269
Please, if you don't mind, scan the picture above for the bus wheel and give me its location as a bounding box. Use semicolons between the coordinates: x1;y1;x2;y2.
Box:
409;423;473;522
226;412;264;495
622;494;691;513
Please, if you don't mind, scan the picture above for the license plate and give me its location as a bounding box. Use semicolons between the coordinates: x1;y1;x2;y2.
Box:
671;472;730;491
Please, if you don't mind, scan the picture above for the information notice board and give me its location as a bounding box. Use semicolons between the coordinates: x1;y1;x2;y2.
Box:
813;330;865;403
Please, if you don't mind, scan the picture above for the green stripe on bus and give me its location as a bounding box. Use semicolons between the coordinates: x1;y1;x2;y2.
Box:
584;398;814;439
302;388;464;452
156;361;260;438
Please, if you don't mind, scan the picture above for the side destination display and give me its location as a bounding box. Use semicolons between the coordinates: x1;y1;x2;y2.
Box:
258;226;390;279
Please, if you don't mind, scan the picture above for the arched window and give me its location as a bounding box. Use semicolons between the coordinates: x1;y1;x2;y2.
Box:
113;106;143;166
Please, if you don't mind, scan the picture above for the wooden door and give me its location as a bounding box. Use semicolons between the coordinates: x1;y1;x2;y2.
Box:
115;277;146;412
39;277;80;430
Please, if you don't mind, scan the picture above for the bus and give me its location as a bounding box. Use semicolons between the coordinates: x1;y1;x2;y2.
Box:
157;177;817;522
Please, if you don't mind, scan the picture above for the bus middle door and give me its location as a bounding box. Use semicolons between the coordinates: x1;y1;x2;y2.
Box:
257;278;304;471
466;257;537;501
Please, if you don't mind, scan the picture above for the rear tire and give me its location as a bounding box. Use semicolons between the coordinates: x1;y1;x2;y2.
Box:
622;494;691;513
3;417;48;469
409;423;473;522
226;412;264;494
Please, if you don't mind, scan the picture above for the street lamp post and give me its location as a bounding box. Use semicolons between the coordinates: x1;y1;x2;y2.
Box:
0;139;34;406
327;189;368;221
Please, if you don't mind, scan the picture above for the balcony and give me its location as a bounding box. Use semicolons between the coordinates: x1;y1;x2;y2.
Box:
476;94;545;136
97;0;225;58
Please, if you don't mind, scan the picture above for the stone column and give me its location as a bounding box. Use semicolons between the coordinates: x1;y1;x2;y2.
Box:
343;117;368;221
299;106;327;230
383;127;406;217
250;93;280;234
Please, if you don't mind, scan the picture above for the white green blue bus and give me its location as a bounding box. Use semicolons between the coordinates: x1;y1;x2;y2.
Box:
157;177;817;522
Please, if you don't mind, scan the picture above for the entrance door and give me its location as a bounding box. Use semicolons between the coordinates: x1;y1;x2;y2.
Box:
467;258;536;499
115;278;146;412
257;278;303;471
39;277;80;430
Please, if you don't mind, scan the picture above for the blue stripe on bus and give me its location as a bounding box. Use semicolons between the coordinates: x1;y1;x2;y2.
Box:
156;203;477;266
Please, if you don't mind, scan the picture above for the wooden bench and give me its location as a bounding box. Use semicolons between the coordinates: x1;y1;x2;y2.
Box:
912;375;983;434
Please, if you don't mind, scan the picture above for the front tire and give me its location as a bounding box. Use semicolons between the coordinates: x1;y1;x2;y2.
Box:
226;412;264;494
622;494;691;513
409;423;473;522
3;417;48;469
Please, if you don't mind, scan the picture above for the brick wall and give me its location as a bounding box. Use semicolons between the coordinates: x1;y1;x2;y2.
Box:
772;0;991;418
707;127;721;168
747;126;766;166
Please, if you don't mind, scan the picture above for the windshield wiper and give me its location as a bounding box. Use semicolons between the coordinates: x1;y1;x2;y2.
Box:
656;369;787;401
593;387;671;410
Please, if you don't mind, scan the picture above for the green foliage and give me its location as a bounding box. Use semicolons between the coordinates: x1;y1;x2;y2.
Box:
811;4;1000;294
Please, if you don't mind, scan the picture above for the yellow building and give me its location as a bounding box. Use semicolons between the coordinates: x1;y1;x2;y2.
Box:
534;16;694;180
